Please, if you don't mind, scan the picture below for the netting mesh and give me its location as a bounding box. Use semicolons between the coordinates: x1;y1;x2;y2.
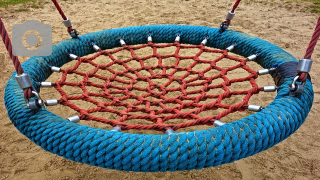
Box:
50;41;263;132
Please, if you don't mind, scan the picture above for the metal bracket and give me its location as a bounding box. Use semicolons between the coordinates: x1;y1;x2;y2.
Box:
289;75;306;97
219;21;229;33
26;91;44;110
69;28;79;38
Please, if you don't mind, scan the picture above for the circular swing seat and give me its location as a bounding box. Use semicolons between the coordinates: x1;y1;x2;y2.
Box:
4;25;313;172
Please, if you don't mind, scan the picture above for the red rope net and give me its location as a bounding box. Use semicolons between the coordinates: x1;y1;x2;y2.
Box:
51;41;262;132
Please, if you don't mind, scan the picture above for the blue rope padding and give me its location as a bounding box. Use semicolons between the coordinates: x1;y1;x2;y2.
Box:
4;25;313;172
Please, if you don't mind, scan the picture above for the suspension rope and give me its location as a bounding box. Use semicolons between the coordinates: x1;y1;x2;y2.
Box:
0;18;24;75
299;16;320;81
51;0;78;38
220;0;242;32
0;17;34;99
231;0;242;13
304;16;320;59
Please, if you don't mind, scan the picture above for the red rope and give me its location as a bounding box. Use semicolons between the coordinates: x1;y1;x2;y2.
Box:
51;0;67;20
0;17;34;99
220;0;242;32
0;18;24;75
52;41;262;132
304;16;320;59
231;0;242;13
51;0;74;33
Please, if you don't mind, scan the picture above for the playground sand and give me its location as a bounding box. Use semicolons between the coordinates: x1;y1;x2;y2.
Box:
0;0;320;179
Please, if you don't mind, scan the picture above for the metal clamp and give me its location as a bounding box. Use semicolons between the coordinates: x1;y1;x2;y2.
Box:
44;99;58;106
148;34;152;42
288;58;312;97
263;85;277;92
69;53;78;60
175;34;180;42
40;82;52;87
111;126;121;132
15;73;33;89
248;105;263;112
67;115;80;123
26;91;44;110
257;68;276;75
201;37;208;45
297;59;312;73
51;66;61;72
92;43;100;51
165;129;175;135
226;10;236;21
213;120;226;127
62;18;72;28
120;38;126;46
247;54;258;61
226;43;236;52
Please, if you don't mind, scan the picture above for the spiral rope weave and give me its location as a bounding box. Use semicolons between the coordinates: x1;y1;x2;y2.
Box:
54;40;262;132
4;25;314;172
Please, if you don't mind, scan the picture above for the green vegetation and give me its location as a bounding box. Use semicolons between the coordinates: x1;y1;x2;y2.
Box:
0;0;35;7
306;0;320;12
286;0;320;12
0;0;44;10
14;7;28;12
30;3;42;8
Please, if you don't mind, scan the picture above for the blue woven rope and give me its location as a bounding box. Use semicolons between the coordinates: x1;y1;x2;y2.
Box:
4;25;313;172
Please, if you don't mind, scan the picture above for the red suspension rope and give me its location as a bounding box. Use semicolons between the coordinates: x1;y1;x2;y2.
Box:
51;0;67;20
304;16;320;59
51;0;78;37
220;0;242;32
231;0;242;13
295;16;320;83
0;18;24;75
0;17;34;99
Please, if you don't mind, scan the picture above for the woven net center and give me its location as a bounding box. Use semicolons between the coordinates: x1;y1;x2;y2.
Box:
51;41;262;132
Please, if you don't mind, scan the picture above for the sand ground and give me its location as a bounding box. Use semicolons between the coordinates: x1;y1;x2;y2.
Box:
0;0;320;179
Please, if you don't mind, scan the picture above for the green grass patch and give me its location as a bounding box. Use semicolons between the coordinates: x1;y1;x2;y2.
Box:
308;0;320;12
14;7;28;12
0;0;35;7
288;0;320;12
30;3;42;8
